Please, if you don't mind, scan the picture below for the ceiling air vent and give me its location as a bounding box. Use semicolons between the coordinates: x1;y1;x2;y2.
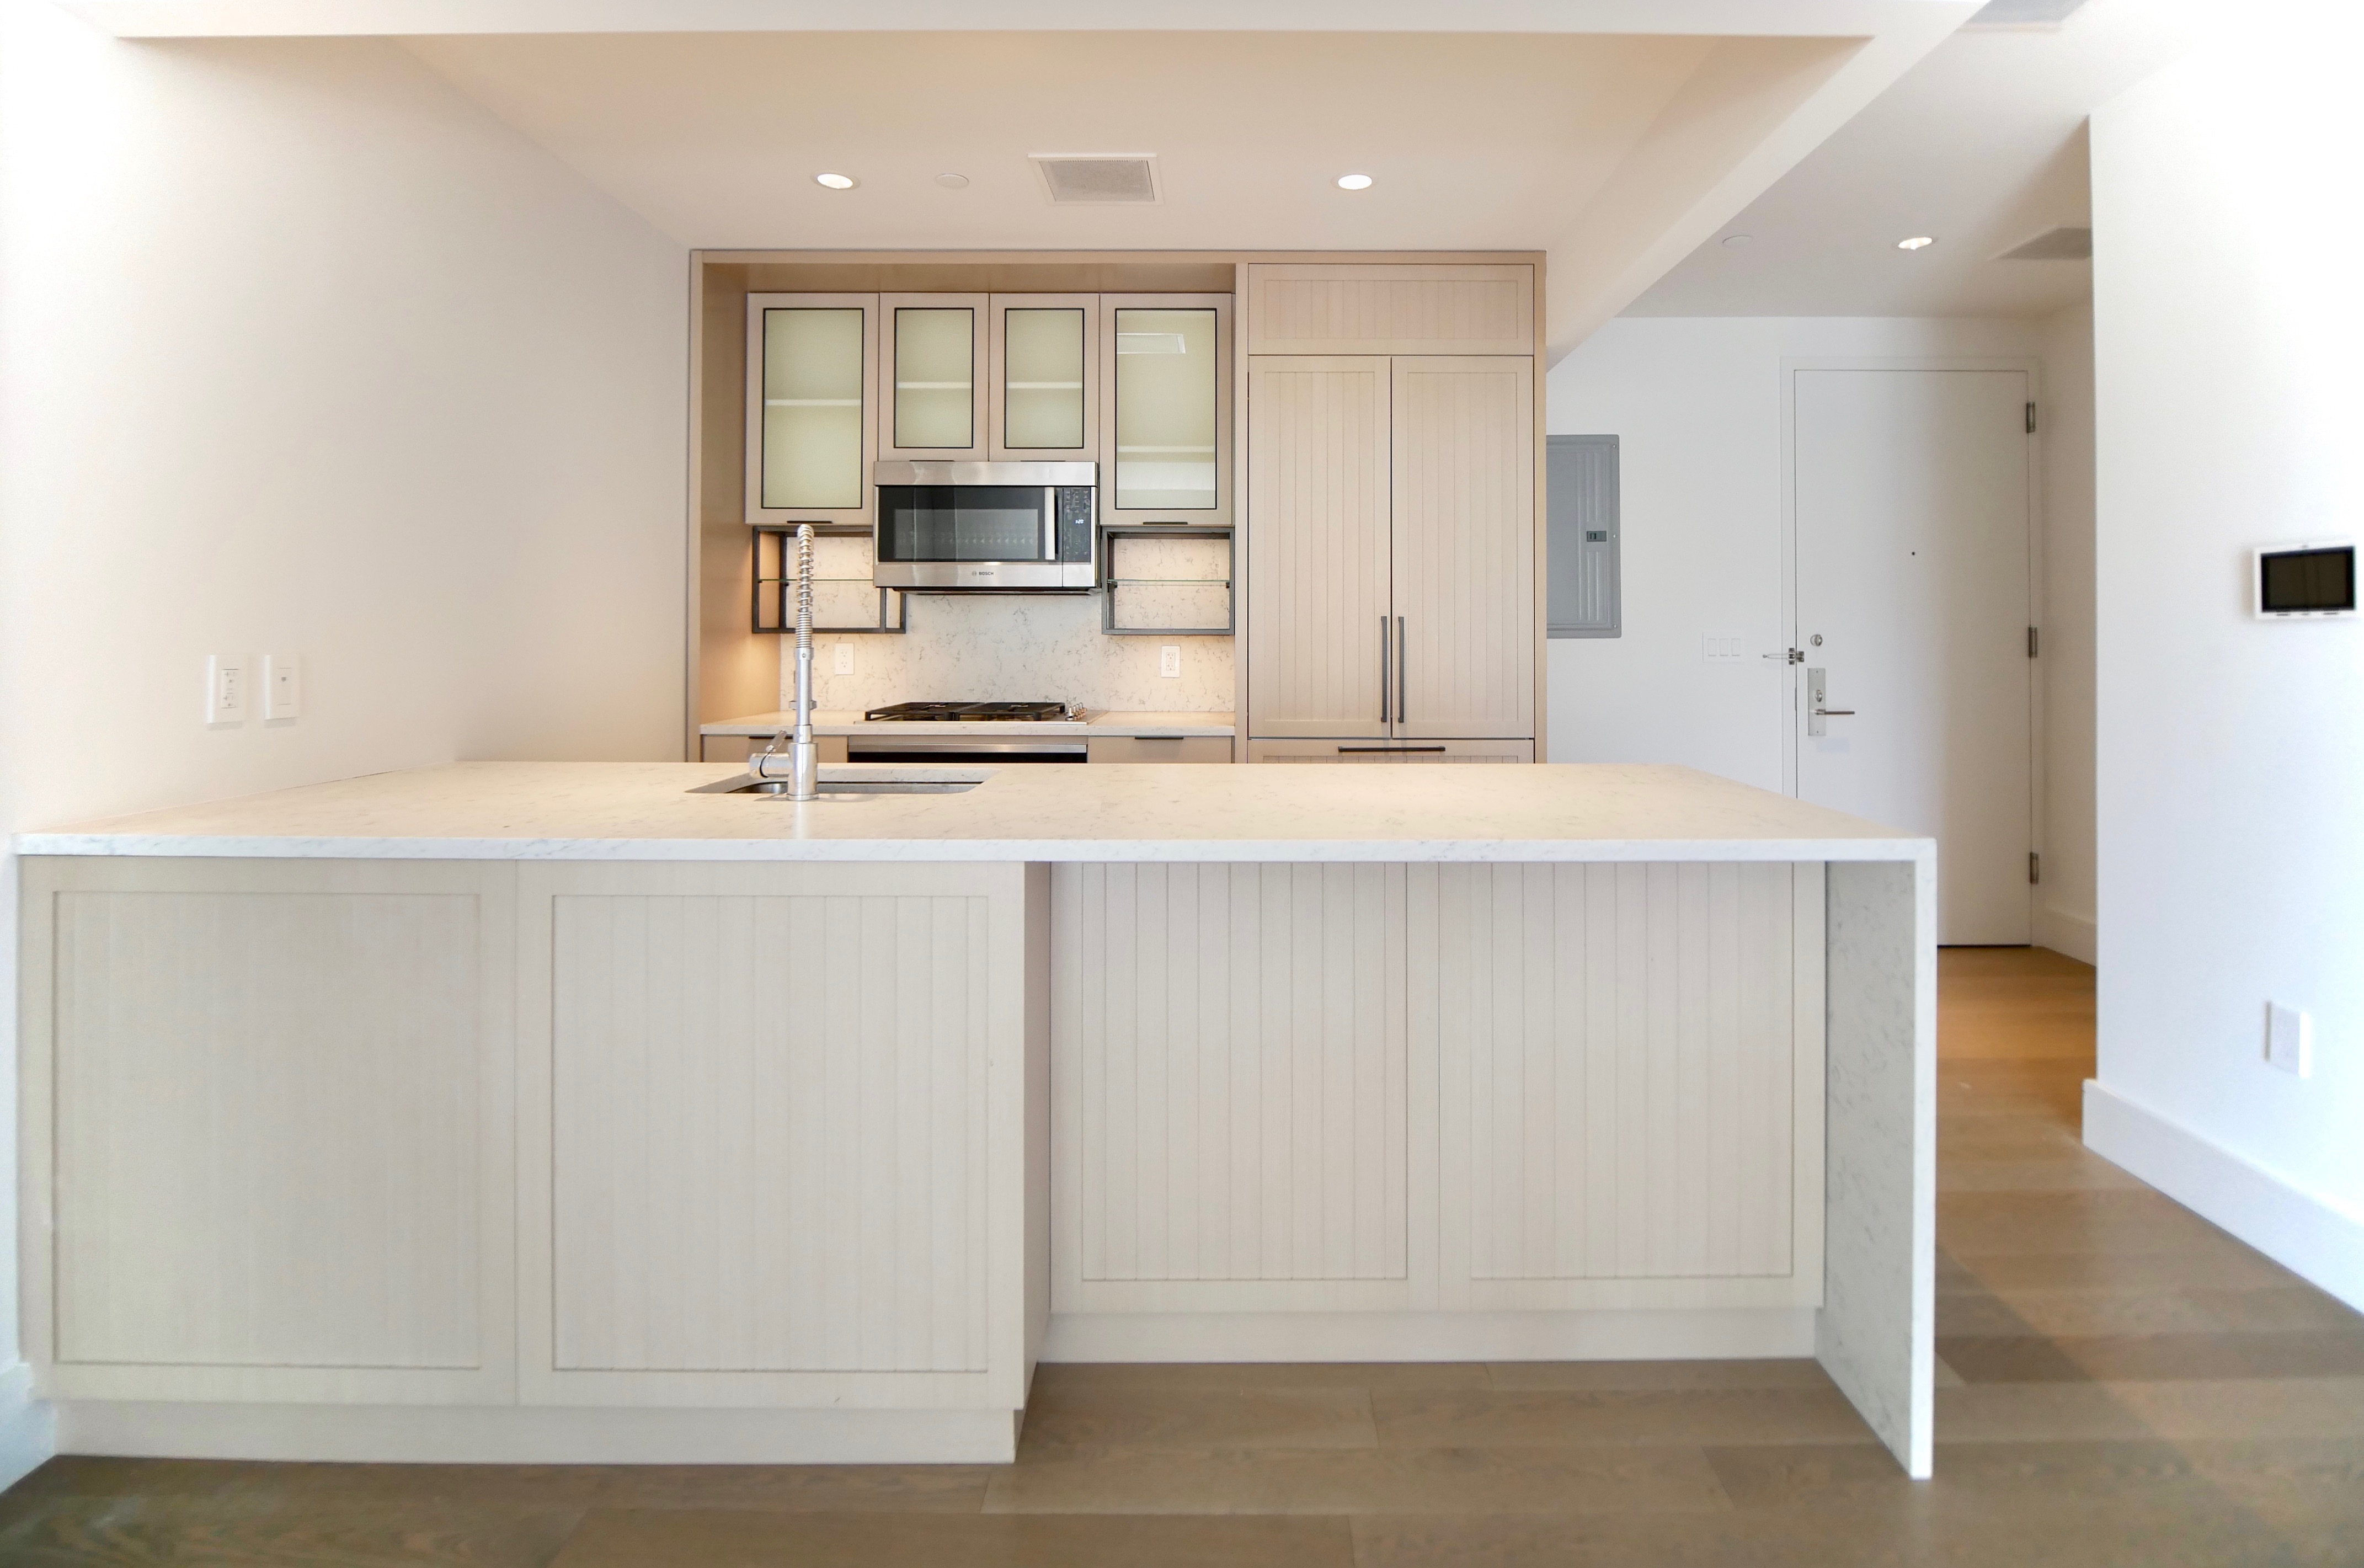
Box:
1997;226;2093;261
1966;0;2091;26
1031;154;1160;206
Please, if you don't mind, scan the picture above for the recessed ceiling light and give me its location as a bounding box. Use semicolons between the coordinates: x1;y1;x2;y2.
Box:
933;172;969;189
814;172;856;190
1337;173;1374;191
1897;235;1936;250
1721;233;1753;248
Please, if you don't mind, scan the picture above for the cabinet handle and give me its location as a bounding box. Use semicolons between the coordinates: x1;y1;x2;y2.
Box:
1379;614;1390;724
1338;745;1447;754
1380;620;1399;728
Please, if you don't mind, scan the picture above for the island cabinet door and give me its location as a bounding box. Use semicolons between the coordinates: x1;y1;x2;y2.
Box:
1246;356;1395;739
1051;862;1426;1315
1389;356;1535;742
513;861;1042;1412
18;857;519;1406
1427;862;1826;1313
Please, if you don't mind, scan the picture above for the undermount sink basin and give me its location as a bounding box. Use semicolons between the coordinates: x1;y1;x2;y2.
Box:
688;769;987;798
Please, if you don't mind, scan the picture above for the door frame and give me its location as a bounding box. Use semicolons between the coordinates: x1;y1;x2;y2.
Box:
1779;356;2047;907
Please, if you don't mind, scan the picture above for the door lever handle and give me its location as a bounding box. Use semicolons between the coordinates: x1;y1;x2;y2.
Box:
1814;708;1855;717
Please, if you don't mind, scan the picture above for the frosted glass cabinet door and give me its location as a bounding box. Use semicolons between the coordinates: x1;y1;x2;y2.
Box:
743;292;877;528
884;294;986;458
989;295;1096;461
1100;294;1232;526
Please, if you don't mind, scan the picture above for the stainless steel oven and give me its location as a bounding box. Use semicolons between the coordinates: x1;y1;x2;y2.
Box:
873;461;1097;591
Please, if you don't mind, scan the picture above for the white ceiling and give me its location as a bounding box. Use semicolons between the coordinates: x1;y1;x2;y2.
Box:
1624;0;2191;317
66;0;1986;350
399;30;1719;253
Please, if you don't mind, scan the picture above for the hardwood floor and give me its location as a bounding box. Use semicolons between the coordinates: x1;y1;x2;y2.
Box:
5;947;2359;1565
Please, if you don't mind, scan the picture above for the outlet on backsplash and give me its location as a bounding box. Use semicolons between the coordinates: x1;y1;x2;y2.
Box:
780;593;1233;716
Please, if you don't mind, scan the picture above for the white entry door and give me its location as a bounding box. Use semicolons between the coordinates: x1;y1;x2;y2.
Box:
1794;369;2032;944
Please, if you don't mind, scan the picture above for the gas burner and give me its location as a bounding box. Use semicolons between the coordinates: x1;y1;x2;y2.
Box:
864;701;1081;722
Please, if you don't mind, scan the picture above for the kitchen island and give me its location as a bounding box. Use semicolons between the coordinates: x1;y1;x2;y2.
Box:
15;762;1935;1475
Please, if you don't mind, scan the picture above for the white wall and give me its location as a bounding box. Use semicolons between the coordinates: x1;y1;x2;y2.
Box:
0;0;689;1471
2035;303;2096;962
2085;14;2364;1306
1545;319;2071;760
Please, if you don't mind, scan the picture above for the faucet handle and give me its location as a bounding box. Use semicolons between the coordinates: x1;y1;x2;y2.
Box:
750;726;789;779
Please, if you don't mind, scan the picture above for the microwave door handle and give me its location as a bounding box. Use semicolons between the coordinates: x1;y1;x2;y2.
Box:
1043;488;1058;562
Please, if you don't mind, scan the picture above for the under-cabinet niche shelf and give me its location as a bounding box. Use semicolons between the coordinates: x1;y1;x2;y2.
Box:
1101;523;1234;637
753;526;907;635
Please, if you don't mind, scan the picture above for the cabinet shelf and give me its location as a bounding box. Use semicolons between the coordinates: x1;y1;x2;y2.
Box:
1101;522;1234;637
753;526;907;635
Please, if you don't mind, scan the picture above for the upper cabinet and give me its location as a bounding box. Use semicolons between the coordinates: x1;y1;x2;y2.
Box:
989;295;1097;462
883;293;988;459
1101;293;1232;527
745;292;878;529
1245;264;1534;356
744;288;1231;526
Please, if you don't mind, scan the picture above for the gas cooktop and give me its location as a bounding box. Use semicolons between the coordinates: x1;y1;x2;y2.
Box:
863;701;1081;723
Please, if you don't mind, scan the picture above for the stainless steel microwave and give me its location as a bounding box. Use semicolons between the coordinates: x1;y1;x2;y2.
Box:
873;461;1097;591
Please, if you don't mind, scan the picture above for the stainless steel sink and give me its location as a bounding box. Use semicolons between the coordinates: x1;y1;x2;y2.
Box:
689;769;986;798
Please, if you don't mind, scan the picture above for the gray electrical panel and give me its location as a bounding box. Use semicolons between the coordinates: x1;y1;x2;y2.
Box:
1547;434;1619;638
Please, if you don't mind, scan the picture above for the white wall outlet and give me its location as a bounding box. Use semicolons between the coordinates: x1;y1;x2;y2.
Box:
262;653;303;719
2266;1002;2313;1078
1704;633;1746;664
834;642;856;676
1159;644;1182;678
204;654;248;725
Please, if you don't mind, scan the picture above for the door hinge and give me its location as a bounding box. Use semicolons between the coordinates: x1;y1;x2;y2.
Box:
2028;626;2040;658
2026;402;2037;434
2029;852;2041;886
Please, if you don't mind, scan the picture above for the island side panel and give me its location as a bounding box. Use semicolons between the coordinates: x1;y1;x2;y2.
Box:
1817;856;1938;1479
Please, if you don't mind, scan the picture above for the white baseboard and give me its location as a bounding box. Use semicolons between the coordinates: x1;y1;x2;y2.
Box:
2033;904;2096;965
1043;1308;1816;1363
2084;1079;2364;1312
0;1364;56;1491
55;1402;1019;1465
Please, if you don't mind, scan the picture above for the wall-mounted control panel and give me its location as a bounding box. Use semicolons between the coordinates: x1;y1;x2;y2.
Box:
2254;540;2355;618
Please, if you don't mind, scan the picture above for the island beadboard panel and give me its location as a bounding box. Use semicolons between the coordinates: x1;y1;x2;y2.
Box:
545;888;992;1377
1051;863;1415;1315
1050;860;1823;1329
513;861;1046;1416
19;857;518;1407
1433;861;1824;1313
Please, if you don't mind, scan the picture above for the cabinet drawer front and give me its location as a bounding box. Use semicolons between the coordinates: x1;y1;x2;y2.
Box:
1247;739;1534;764
1086;735;1232;764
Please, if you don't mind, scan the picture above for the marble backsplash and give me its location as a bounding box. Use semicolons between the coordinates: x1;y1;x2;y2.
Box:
775;531;1235;714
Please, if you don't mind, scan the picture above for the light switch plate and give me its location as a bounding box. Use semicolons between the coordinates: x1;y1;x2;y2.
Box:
834;643;856;675
263;653;303;719
1704;632;1746;664
1159;645;1182;678
205;654;248;725
2266;1002;2312;1077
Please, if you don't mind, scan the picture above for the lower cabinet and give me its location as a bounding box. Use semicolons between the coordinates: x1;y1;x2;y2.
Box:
21;856;1047;1424
514;861;1041;1413
19;857;519;1406
1247;738;1534;764
1050;860;1823;1324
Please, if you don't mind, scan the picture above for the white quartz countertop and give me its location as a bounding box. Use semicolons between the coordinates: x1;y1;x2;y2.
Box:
701;710;1235;738
17;761;1931;864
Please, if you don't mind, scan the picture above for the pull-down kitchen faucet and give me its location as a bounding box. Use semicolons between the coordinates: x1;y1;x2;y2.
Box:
752;524;821;800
